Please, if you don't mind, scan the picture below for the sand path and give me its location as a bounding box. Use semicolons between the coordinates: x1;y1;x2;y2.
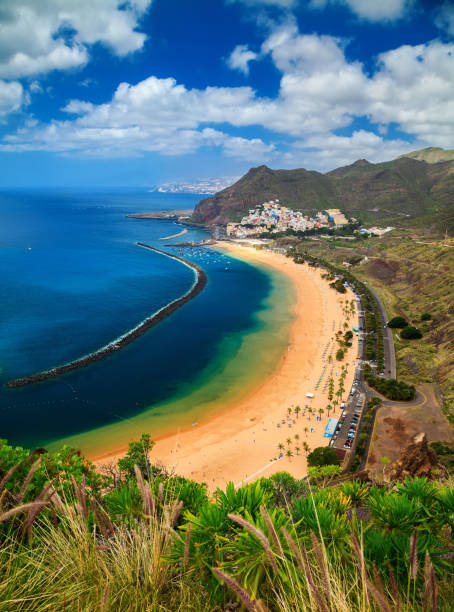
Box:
95;243;358;489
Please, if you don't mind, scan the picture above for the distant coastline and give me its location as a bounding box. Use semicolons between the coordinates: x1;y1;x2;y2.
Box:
6;244;207;389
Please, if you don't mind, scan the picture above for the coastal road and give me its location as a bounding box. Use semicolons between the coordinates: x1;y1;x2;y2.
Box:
366;285;396;379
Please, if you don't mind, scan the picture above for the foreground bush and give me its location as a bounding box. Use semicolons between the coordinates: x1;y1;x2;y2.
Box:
1;437;453;610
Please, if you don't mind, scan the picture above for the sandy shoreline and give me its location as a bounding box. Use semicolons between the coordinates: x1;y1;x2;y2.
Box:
94;243;357;488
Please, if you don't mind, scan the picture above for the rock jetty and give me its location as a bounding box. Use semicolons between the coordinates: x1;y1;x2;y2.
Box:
6;244;207;388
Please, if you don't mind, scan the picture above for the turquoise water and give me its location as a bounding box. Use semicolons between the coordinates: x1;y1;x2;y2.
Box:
0;189;293;453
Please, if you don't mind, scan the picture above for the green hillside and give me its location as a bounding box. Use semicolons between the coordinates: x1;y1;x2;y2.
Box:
193;151;454;232
397;146;454;163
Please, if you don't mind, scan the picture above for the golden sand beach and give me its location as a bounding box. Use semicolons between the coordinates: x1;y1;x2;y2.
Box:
95;242;358;488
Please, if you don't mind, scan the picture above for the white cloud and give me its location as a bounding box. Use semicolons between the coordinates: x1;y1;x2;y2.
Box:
0;0;152;79
434;1;454;36
227;45;258;75
2;21;454;170
288;130;415;170
233;0;412;21
0;80;25;117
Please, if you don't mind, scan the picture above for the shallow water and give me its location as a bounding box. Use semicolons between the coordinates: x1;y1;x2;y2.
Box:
0;189;294;454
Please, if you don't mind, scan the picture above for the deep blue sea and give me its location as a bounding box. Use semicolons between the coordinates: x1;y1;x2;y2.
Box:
0;189;283;451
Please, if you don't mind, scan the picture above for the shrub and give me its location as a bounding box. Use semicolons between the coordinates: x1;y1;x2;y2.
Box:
307;446;339;467
388;316;408;328
400;326;423;339
363;364;416;401
336;348;344;361
421;312;432;321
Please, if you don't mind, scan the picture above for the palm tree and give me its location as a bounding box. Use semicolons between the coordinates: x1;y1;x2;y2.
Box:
286;437;292;447
302;442;310;457
294;433;300;442
278;442;284;453
304;426;309;437
318;408;324;419
295;446;301;456
285;449;293;461
287;407;292;418
294;405;301;419
307;407;313;420
326;404;332;417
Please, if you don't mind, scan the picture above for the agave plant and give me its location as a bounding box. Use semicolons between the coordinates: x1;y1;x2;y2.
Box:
215;481;272;520
220;507;290;598
367;490;425;534
341;481;369;506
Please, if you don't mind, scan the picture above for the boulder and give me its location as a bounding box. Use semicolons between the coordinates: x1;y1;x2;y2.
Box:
383;432;448;482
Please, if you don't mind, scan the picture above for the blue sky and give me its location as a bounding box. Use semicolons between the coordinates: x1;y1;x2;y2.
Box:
0;0;453;187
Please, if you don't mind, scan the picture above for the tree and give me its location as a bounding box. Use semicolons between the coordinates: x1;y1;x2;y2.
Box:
294;405;301;419
302;442;311;457
117;433;155;480
318;408;324;420
307;446;339;467
286;437;292;447
285;449;293;461
295;446;301;455
336;348;345;361
401;326;423;339
307;407;313;420
294;434;300;442
388;316;408;328
277;443;284;453
304;426;309;437
421;312;431;321
287;407;292;418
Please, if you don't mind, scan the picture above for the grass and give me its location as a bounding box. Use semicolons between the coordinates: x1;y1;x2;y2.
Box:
1;454;454;611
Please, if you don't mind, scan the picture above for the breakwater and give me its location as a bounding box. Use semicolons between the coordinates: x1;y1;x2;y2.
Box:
159;229;188;241
6;244;207;389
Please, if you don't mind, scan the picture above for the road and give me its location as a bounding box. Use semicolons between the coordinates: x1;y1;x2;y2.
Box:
332;283;397;453
366;285;396;378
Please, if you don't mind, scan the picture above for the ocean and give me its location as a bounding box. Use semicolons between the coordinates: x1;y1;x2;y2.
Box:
0;189;294;455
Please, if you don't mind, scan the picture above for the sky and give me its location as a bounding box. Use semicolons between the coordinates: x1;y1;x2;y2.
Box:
0;0;453;187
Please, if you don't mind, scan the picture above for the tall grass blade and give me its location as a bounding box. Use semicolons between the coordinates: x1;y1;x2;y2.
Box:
228;512;277;572
212;567;256;612
260;505;284;556
0;501;47;522
17;457;41;503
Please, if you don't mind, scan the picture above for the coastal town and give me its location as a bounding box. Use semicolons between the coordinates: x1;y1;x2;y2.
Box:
226;201;350;238
225;200;393;239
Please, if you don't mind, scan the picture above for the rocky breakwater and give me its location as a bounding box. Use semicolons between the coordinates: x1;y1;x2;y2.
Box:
6;244;207;389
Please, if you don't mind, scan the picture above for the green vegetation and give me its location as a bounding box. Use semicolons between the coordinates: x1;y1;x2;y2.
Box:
401;326;423;339
430;441;454;475
349;398;381;472
330;278;347;293
194;155;454;233
1;436;453;610
388;316;409;328
364;364;416;401
307;446;339;467
421;312;432;321
335;347;344;361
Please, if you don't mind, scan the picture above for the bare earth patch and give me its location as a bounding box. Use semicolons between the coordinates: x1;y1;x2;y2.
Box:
367;383;453;472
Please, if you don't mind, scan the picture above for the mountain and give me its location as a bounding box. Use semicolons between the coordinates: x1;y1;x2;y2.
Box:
397;146;454;164
192;151;454;230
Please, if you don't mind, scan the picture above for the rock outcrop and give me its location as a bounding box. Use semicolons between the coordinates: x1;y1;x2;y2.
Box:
384;432;448;482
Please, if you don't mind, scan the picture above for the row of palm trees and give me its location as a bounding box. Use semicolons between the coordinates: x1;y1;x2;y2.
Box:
277;434;311;461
